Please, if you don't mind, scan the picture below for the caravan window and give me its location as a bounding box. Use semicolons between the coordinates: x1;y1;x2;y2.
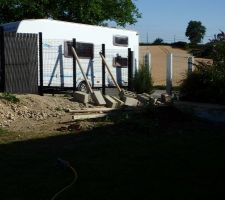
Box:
113;35;128;47
64;41;94;58
113;55;128;67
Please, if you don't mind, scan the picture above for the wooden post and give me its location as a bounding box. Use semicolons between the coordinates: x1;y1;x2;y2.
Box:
102;44;106;95
38;32;44;96
72;38;77;92
99;52;122;93
71;47;93;93
0;26;5;92
166;53;173;95
188;56;194;74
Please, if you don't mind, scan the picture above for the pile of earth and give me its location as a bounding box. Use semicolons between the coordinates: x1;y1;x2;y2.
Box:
0;94;86;132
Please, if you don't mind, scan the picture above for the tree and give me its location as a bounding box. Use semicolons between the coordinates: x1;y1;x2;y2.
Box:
152;38;164;44
185;20;206;44
0;0;141;26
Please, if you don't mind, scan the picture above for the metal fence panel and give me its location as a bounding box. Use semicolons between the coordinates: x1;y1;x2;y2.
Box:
42;39;129;90
4;32;38;93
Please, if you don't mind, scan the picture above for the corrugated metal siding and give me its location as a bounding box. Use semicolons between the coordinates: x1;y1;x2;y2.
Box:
4;32;38;93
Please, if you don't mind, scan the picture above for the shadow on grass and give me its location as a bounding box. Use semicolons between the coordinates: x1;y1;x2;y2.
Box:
0;106;225;200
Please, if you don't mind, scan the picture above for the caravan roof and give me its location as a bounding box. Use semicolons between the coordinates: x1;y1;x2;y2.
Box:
1;19;139;41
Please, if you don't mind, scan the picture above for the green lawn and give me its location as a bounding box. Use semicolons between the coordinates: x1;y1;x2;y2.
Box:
0;106;225;200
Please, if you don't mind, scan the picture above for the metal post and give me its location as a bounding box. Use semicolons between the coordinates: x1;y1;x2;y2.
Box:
188;56;194;74
128;48;133;91
72;38;77;92
38;32;43;96
0;26;5;92
166;53;173;95
101;44;105;95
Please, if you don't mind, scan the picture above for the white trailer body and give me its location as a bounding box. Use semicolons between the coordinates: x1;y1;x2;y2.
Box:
2;19;139;89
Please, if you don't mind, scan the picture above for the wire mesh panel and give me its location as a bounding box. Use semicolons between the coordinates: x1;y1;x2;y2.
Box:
172;54;189;86
3;32;38;93
105;48;128;87
42;40;129;90
42;39;73;87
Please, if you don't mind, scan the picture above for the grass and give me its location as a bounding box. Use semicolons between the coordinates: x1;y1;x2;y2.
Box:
0;106;225;200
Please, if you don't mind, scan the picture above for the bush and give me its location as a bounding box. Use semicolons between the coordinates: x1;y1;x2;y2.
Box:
180;41;225;104
0;92;20;103
133;65;154;94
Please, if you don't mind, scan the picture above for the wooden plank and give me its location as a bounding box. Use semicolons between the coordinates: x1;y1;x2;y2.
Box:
68;107;117;113
99;52;122;93
72;113;108;120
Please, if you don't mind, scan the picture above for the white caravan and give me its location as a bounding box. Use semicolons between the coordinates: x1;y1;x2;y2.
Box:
2;19;139;90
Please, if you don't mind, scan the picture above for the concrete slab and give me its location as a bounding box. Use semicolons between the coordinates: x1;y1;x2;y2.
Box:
137;94;150;105
161;93;172;103
124;96;139;107
104;95;117;108
119;89;137;100
111;96;124;107
137;94;156;105
74;91;89;103
91;91;106;106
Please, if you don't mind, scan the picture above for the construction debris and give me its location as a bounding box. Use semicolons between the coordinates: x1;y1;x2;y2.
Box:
123;96;139;107
120;89;137;99
161;93;172;103
100;53;137;101
104;95;118;108
71;47;106;106
110;96;124;107
74;91;89;103
91;90;106;106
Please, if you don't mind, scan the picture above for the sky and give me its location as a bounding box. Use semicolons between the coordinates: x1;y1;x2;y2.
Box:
124;0;225;43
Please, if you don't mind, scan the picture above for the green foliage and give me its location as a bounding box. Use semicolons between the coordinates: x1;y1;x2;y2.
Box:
0;0;141;26
180;41;225;104
152;38;164;44
133;65;154;94
190;30;225;58
0;92;20;103
0;128;8;135
185;21;206;44
171;41;188;50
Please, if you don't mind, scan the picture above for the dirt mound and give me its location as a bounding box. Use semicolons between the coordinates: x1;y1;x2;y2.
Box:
0;94;85;132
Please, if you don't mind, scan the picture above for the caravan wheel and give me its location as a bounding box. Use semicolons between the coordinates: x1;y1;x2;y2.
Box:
77;81;89;93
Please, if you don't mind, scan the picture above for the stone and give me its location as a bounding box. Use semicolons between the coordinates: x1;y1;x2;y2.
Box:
74;91;89;104
161;93;172;103
137;94;150;105
119;89;137;100
104;95;117;108
110;96;124;107
91;91;106;106
123;96;139;107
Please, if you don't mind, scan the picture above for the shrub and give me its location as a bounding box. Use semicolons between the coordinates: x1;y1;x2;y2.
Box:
133;65;154;94
0;92;20;103
180;41;225;104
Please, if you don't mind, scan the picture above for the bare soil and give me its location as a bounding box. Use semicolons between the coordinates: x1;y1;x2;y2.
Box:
0;94;93;133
